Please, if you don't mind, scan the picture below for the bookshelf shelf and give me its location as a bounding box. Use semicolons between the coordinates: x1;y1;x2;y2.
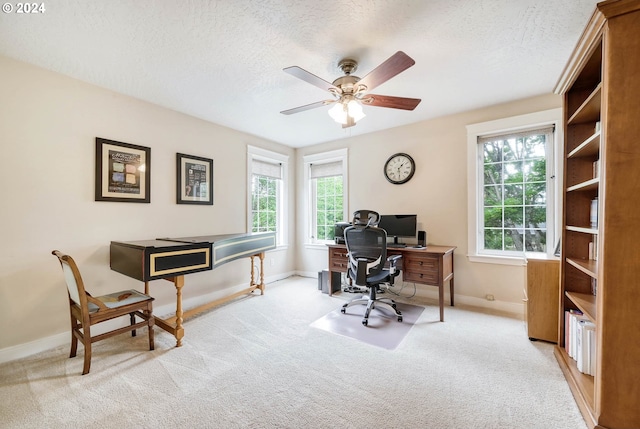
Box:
568;83;602;125
566;291;596;322
554;346;595;411
568;132;600;159
566;257;597;278
567;178;599;193
565;226;598;235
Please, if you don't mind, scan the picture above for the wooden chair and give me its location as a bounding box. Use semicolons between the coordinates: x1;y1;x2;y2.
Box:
52;250;155;375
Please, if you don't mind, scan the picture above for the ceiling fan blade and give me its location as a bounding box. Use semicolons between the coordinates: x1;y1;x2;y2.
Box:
283;66;341;93
361;94;421;110
356;51;416;92
280;99;335;115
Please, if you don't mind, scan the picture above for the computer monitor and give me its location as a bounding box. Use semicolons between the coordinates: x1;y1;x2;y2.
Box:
333;222;351;244
378;214;417;247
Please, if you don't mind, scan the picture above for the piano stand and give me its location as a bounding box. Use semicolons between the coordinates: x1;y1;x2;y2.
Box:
144;252;266;347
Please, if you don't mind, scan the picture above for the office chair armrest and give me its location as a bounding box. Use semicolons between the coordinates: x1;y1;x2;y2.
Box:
387;254;402;264
355;258;368;286
387;254;402;268
387;254;402;277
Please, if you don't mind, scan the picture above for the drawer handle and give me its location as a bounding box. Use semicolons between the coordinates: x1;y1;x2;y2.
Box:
420;273;423;278
419;261;423;265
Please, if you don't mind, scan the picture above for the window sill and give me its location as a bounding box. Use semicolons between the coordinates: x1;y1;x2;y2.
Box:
305;242;333;250
523;252;560;262
467;254;527;266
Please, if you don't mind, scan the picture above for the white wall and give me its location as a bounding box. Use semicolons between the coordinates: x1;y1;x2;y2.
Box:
296;93;562;314
0;56;295;357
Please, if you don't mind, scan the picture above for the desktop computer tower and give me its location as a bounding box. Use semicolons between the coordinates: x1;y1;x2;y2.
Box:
318;269;341;294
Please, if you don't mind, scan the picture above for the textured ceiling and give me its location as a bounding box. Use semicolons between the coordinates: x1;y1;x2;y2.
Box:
0;0;599;147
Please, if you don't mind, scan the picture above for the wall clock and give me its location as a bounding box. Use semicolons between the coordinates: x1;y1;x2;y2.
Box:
384;153;415;184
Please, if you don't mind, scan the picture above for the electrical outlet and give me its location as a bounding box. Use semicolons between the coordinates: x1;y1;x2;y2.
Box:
270;258;275;267
486;294;495;301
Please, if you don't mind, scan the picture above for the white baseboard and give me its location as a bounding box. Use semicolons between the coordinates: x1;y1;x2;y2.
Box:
0;271;297;365
295;270;320;279
392;283;524;318
0;332;69;365
296;270;524;318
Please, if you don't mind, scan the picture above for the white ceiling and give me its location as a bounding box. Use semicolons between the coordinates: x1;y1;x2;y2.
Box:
0;0;598;148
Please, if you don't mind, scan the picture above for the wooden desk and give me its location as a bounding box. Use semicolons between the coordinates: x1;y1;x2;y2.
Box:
110;232;276;346
328;244;456;321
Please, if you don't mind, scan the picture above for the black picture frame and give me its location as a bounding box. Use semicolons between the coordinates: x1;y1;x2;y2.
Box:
176;153;213;205
95;137;151;203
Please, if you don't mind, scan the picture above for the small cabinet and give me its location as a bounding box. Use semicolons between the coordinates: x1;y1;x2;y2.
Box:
524;258;559;343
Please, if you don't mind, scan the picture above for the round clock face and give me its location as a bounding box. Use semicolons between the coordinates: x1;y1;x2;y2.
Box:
384;153;415;184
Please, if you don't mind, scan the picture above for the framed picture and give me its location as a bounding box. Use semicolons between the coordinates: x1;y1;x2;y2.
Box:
95;138;151;203
176;153;213;205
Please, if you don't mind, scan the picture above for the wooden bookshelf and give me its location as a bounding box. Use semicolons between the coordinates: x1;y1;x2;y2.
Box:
554;1;640;428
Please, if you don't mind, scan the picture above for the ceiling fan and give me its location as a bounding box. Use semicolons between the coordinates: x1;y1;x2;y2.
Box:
280;51;421;128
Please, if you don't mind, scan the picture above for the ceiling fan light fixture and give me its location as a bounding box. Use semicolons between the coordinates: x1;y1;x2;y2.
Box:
328;102;348;124
347;99;365;122
328;98;365;125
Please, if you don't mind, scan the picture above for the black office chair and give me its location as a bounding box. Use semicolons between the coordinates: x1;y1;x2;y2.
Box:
341;210;403;326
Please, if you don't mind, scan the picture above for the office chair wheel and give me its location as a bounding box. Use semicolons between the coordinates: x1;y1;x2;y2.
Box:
362;319;368;326
398;316;403;322
341;307;346;314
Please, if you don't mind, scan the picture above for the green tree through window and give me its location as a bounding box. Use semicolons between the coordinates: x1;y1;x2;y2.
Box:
251;175;277;233
305;149;347;243
315;175;343;240
482;133;547;252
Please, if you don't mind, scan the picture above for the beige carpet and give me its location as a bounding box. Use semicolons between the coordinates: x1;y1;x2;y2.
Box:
0;276;587;429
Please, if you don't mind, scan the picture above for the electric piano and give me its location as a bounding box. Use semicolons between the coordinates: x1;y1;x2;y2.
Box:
110;232;276;346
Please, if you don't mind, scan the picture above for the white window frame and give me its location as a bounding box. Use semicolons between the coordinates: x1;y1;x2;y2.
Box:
303;148;348;247
247;145;288;248
466;108;562;265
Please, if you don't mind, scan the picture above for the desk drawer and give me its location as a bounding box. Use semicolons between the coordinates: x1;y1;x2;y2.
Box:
402;254;440;285
329;247;349;272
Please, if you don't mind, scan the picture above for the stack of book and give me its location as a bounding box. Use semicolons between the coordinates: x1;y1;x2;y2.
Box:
565;309;596;376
